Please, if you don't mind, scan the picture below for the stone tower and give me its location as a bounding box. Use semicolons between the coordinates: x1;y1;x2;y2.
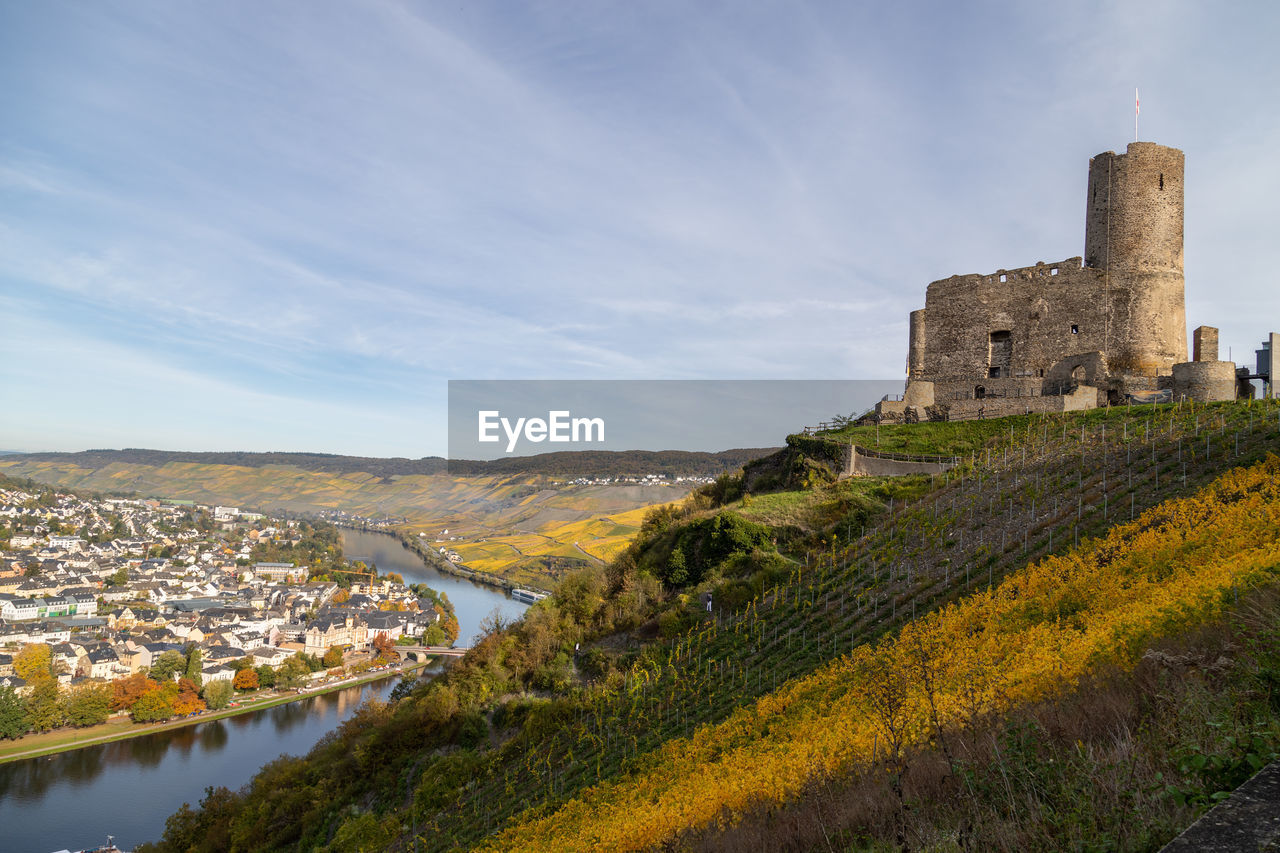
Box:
1083;141;1187;373
907;309;927;378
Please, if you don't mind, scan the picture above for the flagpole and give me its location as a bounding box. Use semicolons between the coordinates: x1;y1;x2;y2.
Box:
1135;88;1139;142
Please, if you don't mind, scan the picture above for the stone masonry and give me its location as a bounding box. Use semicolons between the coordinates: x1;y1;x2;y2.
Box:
883;141;1240;423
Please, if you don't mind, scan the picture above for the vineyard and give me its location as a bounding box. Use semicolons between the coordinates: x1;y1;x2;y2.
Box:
409;400;1280;850
131;399;1280;852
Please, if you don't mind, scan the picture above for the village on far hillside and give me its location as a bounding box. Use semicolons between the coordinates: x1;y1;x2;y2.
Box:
0;481;458;736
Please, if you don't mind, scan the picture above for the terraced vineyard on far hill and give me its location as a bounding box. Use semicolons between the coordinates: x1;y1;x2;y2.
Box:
0;457;691;585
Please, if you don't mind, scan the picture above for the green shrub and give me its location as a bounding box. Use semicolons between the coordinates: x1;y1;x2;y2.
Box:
457;710;489;749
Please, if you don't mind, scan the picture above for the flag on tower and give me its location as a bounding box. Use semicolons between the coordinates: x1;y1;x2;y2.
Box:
1135;88;1140;141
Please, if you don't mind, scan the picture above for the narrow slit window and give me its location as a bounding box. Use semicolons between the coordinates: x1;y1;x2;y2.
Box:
999;274;1007;283
1071;324;1079;334
1159;173;1164;190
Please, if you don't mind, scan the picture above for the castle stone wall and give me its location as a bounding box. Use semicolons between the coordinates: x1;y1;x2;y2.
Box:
919;257;1110;400
1172;361;1236;402
849;447;955;477
941;385;1102;421
900;140;1203;412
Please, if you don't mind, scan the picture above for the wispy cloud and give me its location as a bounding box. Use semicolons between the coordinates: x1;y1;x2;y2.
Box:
2;0;1277;454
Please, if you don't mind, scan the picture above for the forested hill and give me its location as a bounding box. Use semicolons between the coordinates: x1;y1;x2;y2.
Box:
9;447;776;480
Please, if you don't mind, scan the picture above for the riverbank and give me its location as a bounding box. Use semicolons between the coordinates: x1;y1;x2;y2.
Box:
0;662;432;765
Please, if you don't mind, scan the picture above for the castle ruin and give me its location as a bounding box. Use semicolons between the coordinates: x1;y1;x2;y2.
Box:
881;141;1249;423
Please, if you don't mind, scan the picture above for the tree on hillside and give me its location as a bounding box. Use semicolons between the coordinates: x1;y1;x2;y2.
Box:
275;656;309;690
150;650;187;682
297;652;323;673
0;686;28;739
439;611;461;645
13;643;53;681
63;683;113;727
322;646;345;669
172;679;206;716
201;679;233;710
233;668;259;692
371;633;394;660
254;665;276;689
184;646;203;688
130;687;175;723
113;673;159;711
26;679;64;732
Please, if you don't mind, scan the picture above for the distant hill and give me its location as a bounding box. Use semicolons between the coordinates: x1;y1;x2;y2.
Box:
9;447;776;480
0;446;778;586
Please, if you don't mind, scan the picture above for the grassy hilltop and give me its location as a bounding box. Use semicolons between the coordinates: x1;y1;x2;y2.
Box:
128;400;1280;852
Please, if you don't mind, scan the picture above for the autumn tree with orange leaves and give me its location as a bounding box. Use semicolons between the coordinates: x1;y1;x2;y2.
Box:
372;632;395;660
233;668;259;692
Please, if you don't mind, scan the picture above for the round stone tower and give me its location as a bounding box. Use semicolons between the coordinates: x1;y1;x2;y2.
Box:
1084;141;1187;373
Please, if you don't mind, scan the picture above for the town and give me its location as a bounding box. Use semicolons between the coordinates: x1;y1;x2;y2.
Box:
0;477;457;738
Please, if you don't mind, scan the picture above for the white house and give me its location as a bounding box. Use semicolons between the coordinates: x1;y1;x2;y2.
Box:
201;664;235;682
0;596;39;622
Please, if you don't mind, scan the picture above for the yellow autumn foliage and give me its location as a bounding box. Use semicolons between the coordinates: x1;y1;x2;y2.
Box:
481;454;1280;852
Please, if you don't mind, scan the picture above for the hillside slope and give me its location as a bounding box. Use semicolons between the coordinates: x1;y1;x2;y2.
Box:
134;400;1280;852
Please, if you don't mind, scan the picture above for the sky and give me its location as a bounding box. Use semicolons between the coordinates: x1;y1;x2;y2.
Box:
2;1;1278;457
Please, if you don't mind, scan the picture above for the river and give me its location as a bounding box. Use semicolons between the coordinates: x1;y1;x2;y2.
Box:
0;528;528;852
337;527;530;645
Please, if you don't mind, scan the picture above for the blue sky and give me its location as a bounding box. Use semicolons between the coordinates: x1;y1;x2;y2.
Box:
2;1;1277;457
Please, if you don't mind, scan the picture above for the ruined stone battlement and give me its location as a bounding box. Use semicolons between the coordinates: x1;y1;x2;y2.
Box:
887;139;1238;423
928;257;1084;292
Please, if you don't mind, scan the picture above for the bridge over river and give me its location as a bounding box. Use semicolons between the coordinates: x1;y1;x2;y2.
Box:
394;645;471;661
